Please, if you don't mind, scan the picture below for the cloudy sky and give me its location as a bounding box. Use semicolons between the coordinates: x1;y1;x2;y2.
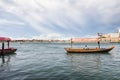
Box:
0;0;120;40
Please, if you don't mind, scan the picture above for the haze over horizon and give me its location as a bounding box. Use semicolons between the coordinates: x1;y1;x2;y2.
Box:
0;0;120;40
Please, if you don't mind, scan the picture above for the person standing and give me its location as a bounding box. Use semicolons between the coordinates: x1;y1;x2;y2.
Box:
98;40;100;48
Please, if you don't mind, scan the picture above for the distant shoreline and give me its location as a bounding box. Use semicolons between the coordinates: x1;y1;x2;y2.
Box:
11;39;120;43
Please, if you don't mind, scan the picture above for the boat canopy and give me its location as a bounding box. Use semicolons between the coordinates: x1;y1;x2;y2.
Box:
0;37;11;41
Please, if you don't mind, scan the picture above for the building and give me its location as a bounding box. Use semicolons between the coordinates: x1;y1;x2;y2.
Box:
71;38;98;43
103;28;120;42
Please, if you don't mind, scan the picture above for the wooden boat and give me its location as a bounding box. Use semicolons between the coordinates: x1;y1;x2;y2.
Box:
0;37;17;54
0;48;17;54
65;33;115;53
65;46;114;53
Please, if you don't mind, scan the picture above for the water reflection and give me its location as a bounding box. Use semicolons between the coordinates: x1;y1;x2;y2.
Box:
0;53;16;71
109;46;120;61
66;53;110;72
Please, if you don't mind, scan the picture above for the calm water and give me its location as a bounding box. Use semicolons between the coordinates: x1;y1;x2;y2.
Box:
0;42;120;80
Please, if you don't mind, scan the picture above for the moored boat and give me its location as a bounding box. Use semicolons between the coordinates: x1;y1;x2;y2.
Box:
0;37;17;54
65;46;114;53
0;48;17;54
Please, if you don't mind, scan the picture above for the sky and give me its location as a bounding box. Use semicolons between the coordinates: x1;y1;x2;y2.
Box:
0;0;120;40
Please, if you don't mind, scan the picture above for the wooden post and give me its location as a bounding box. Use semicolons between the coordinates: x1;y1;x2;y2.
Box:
1;42;4;55
1;42;5;63
70;38;72;48
7;41;10;48
98;33;101;49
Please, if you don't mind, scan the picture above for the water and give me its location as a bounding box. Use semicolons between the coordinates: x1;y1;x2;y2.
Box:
0;42;120;80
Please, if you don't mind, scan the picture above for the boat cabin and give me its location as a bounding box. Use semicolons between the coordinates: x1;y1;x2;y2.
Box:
0;37;17;54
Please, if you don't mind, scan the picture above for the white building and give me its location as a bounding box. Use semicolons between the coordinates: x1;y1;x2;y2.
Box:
103;28;120;42
118;28;120;33
109;33;119;38
104;28;120;38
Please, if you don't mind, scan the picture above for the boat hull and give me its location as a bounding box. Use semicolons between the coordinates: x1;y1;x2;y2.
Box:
0;48;17;54
65;46;114;53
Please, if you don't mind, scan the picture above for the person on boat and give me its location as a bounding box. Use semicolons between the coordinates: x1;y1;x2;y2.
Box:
85;45;89;49
85;45;87;48
98;41;100;48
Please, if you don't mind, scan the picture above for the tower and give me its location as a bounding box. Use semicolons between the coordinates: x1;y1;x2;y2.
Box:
119;28;120;37
119;28;120;42
119;28;120;33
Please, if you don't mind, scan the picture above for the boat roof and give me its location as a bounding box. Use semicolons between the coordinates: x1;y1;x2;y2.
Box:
0;37;11;41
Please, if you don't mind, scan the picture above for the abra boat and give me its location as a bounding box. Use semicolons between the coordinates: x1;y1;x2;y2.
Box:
65;33;115;53
65;46;114;53
0;37;17;54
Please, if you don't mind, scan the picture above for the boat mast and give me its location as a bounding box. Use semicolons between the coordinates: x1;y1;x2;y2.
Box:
98;33;102;49
70;38;72;48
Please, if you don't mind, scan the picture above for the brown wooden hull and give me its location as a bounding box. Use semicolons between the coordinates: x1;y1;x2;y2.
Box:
0;48;17;54
65;46;114;53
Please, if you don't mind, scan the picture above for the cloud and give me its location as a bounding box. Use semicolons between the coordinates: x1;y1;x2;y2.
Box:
0;19;24;25
0;0;120;39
